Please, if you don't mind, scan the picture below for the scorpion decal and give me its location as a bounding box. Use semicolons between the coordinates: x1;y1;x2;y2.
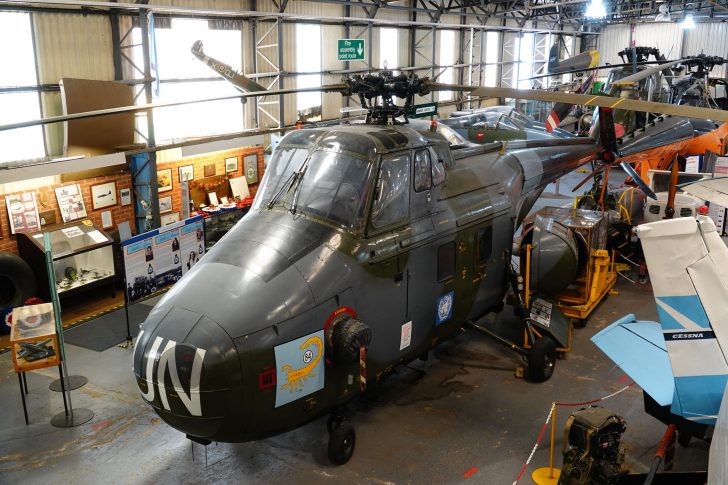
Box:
280;335;323;393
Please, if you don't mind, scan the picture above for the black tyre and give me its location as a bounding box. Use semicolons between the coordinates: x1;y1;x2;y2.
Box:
326;414;342;435
572;317;587;329
328;422;356;465
677;431;691;447
0;252;36;307
528;337;556;382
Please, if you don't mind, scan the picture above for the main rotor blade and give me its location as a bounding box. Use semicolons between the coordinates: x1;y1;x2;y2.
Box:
611;59;688;85
191;40;266;93
432;84;728;123
524;60;676;81
0;84;349;132
548;49;600;75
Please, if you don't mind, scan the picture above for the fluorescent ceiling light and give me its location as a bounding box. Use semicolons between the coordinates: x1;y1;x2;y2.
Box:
681;13;696;29
585;0;607;18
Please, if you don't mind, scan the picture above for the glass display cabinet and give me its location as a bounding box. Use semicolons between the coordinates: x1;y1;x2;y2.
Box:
17;220;116;301
10;303;60;373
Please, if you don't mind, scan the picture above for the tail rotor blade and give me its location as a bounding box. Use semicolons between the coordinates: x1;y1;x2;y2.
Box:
620;161;657;199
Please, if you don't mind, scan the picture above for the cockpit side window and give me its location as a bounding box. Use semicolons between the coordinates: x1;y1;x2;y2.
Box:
371;152;410;229
414;149;432;192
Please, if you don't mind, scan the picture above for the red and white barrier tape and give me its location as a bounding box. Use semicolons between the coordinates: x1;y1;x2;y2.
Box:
359;345;367;393
511;380;635;484
512;403;555;485
556;381;635;407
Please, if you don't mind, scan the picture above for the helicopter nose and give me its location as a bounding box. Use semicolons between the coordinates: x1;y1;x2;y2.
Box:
133;305;244;441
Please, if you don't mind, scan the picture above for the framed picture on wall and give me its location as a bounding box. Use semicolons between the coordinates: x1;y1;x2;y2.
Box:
225;156;238;173
101;210;113;229
55;183;87;223
90;181;118;210
120;188;131;206
5;192;41;234
179;164;194;182
160;212;180;226
159;195;173;214
157;169;173;192
204;163;216;177
244;154;258;184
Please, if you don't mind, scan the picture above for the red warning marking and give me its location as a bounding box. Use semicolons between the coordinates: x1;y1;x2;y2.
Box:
91;420;113;430
463;467;478;478
618;375;630;382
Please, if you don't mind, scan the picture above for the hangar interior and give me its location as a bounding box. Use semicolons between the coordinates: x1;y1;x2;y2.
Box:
1;0;728;483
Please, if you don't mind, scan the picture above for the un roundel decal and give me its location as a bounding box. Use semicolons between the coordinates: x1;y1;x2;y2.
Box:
436;291;454;326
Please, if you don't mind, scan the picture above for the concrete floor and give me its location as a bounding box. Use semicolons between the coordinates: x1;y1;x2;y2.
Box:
0;170;711;484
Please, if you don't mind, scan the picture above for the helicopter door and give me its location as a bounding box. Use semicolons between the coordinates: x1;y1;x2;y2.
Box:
359;152;411;363
404;148;446;354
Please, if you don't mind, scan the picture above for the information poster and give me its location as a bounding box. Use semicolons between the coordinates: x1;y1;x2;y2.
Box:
122;215;204;302
180;217;205;275
153;229;182;287
5;192;40;234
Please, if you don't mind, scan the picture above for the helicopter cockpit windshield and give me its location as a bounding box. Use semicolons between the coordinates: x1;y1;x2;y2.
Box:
254;147;374;230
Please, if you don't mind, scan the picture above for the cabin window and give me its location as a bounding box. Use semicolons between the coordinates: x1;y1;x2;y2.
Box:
431;151;446;186
371;153;410;228
437;242;455;282
476;227;493;265
414;149;432;192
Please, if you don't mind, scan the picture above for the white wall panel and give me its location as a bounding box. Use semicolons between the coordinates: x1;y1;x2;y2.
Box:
597;23;682;66
684;23;728;77
596;24;631;66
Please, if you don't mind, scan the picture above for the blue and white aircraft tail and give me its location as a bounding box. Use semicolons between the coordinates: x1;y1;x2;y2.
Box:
593;215;728;434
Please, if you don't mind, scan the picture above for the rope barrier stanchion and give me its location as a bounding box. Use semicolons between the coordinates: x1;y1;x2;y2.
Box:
525;380;636;485
512;402;554;485
532;401;560;485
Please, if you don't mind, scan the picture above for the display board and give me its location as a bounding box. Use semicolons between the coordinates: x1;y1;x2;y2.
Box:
5;192;41;234
121;215;204;303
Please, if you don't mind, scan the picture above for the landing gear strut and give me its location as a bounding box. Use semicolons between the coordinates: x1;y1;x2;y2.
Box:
327;407;356;464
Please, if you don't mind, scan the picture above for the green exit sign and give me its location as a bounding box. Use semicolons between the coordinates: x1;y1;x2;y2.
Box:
337;39;365;61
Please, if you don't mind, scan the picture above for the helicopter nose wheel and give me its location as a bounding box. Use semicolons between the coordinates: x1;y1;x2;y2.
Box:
327;409;356;465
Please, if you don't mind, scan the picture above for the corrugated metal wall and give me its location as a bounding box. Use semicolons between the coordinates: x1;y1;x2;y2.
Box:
683;23;728;77
597;22;728;77
23;0;608;149
33;13;115;157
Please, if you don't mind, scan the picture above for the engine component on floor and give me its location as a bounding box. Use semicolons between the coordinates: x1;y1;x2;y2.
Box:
523;215;580;295
558;406;627;485
521;207;616;327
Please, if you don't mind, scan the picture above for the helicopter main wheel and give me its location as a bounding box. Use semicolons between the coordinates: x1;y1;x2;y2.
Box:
328;420;356;465
677;430;692;447
528;337;556;382
572;317;588;329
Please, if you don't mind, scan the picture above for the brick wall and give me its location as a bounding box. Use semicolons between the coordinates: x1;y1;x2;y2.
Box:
0;170;133;255
156;145;265;216
0;145;265;256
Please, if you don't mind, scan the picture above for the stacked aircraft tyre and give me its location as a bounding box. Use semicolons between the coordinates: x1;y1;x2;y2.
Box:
0;252;36;308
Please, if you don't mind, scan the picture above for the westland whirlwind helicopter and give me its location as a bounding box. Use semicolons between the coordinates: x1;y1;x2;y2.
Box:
5;69;728;465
